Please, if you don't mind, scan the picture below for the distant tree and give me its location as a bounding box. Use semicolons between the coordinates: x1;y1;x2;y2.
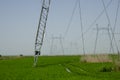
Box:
19;54;23;57
0;54;2;57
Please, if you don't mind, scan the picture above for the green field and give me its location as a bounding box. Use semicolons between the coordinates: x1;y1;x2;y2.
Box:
0;56;120;80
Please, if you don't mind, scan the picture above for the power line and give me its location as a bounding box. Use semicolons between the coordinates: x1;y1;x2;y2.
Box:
64;0;78;38
110;0;120;58
107;24;115;53
64;0;113;40
78;0;85;55
113;0;120;32
81;0;113;38
93;24;99;55
102;0;120;56
101;0;115;53
50;35;54;54
64;0;113;55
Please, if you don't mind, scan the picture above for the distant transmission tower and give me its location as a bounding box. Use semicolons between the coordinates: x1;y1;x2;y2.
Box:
34;0;51;66
50;35;64;55
93;24;114;55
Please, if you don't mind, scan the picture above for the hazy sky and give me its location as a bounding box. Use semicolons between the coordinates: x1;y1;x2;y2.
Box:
0;0;120;55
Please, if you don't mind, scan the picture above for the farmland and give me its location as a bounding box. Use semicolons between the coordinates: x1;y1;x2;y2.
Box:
0;56;120;80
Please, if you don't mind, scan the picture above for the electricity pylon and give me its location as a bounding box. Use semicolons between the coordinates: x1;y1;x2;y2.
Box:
34;0;51;66
93;24;114;55
50;35;64;55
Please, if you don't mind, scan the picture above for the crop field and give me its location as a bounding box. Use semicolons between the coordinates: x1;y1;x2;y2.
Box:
0;56;120;80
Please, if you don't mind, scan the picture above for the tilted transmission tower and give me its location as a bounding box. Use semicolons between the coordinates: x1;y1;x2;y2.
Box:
34;0;51;66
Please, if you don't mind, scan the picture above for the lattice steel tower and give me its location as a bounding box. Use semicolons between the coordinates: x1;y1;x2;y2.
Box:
34;0;51;66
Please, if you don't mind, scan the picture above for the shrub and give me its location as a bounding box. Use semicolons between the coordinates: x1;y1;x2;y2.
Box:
100;67;112;72
114;60;120;71
100;66;112;72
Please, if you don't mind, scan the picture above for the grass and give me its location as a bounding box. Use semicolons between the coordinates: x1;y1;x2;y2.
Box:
0;56;120;80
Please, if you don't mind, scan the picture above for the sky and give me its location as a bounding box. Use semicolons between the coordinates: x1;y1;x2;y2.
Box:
0;0;120;56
